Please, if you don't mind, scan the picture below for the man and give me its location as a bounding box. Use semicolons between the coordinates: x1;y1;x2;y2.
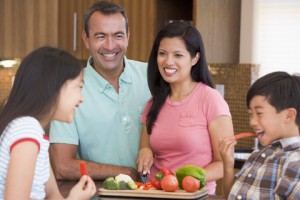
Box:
49;1;151;181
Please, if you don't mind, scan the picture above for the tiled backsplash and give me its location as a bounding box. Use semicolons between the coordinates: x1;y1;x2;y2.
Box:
209;64;260;149
0;68;17;108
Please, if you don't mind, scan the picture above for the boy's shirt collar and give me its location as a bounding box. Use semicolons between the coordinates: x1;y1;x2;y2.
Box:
271;136;300;151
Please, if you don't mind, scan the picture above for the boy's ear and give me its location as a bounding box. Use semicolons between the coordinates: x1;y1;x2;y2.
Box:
285;108;297;123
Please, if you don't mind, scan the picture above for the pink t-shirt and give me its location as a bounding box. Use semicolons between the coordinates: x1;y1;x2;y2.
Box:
141;82;231;194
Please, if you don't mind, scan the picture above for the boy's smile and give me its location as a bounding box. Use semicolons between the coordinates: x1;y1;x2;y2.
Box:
248;95;293;147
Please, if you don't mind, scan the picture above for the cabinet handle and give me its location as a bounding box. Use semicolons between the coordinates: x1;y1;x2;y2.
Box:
73;12;77;51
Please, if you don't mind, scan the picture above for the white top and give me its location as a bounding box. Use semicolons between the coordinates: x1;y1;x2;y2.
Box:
0;116;50;200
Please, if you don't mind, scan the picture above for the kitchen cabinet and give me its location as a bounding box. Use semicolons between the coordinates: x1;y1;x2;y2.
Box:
58;0;157;61
0;0;59;58
58;0;193;62
194;0;241;63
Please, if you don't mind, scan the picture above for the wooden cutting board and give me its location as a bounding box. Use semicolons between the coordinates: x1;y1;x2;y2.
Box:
98;187;208;199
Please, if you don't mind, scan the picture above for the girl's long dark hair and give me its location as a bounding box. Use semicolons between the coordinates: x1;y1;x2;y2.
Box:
146;21;213;134
0;46;83;135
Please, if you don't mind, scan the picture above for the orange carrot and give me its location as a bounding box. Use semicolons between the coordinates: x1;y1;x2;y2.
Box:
234;132;255;140
80;161;88;176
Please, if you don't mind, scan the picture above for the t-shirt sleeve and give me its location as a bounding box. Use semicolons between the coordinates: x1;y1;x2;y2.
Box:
7;117;43;153
140;99;153;125
50;120;79;145
203;88;231;124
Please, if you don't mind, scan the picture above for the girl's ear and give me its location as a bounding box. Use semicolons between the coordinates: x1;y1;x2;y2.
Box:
192;52;200;66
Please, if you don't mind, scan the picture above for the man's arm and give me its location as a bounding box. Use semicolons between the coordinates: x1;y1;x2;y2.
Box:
49;143;140;181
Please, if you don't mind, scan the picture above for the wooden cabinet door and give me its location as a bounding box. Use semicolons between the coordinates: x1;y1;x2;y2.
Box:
58;0;157;62
113;0;157;62
0;0;59;58
58;0;85;59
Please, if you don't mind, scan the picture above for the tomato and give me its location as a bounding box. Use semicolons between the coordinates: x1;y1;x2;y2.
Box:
182;176;200;192
161;175;179;192
151;177;162;190
161;167;174;176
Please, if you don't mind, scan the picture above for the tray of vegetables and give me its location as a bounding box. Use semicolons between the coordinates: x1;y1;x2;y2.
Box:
98;165;208;199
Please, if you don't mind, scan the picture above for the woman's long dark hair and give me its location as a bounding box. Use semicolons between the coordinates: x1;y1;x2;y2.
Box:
0;46;83;135
146;21;213;134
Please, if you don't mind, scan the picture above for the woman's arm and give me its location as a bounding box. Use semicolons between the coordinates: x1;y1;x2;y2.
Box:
136;124;153;174
5;141;39;199
204;115;234;182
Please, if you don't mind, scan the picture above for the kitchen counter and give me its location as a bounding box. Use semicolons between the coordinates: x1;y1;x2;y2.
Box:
57;180;225;200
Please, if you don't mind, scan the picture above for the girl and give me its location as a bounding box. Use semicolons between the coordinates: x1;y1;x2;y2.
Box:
0;47;96;199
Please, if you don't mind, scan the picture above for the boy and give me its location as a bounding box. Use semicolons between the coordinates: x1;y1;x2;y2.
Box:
219;71;300;199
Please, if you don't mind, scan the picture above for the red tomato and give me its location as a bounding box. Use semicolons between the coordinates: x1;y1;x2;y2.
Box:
161;167;174;176
182;176;200;192
151;177;162;190
161;175;179;192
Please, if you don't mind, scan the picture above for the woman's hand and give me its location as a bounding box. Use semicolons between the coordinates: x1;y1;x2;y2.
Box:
66;175;96;200
136;147;153;175
218;136;236;169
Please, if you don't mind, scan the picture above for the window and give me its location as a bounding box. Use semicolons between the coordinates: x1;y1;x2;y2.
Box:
258;0;300;77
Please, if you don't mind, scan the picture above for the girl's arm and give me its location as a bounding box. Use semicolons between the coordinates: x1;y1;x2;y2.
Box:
45;167;64;199
204;116;234;182
136;124;153;174
45;167;96;200
5;141;39;199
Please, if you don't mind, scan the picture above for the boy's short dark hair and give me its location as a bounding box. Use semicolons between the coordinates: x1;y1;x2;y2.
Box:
246;71;300;125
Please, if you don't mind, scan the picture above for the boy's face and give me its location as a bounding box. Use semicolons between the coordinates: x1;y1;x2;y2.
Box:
248;95;290;147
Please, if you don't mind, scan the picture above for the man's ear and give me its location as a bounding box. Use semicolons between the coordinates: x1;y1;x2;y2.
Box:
192;52;200;66
82;30;90;49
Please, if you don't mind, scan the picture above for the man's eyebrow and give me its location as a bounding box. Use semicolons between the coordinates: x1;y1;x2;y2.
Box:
93;32;105;37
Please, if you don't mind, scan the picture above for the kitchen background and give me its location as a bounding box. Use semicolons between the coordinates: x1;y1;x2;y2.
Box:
1;0;299;152
0;0;267;150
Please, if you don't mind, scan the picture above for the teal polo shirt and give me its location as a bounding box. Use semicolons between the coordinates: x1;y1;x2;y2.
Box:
50;57;151;168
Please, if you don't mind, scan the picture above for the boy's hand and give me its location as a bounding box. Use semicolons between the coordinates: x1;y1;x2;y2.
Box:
219;137;237;169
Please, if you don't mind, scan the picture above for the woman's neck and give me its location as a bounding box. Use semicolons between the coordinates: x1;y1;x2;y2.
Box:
169;81;198;101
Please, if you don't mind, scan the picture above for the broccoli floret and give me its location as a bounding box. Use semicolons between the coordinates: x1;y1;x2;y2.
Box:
127;181;138;190
103;177;119;190
118;181;129;190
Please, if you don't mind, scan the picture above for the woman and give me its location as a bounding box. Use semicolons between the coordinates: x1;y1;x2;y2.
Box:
136;21;234;194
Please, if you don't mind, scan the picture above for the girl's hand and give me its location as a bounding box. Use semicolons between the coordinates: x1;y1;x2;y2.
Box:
136;147;153;175
66;175;96;200
218;136;236;169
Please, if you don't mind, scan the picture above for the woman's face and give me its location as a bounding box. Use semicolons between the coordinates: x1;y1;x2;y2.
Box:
157;37;199;85
53;72;84;123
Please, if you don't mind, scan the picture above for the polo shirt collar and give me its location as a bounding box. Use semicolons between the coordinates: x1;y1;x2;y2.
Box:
84;57;132;93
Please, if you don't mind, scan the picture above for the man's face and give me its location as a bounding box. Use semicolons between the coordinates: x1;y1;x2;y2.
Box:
82;12;129;75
